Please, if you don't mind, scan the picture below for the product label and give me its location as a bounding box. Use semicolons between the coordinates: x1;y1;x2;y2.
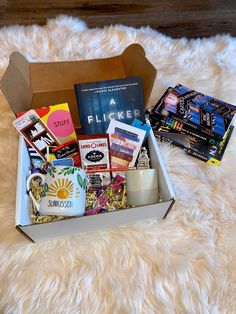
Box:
78;135;111;188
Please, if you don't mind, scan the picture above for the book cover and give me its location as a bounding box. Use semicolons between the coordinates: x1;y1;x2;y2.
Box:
152;85;236;141
16;103;77;144
149;112;220;145
154;124;234;166
13;110;61;161
74;77;145;134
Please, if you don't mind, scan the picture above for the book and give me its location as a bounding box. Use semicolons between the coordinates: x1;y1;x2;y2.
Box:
149;112;220;145
152;85;236;141
154;124;234;166
74;77;145;134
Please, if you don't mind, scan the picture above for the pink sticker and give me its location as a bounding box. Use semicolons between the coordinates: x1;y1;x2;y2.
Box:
47;110;74;137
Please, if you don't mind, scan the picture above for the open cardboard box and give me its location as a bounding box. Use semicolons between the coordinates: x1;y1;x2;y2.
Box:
1;44;175;242
1;44;156;130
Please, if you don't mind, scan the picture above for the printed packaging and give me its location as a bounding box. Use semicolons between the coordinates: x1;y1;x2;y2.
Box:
78;134;111;189
74;77;145;134
16;103;77;144
13;109;60;160
106;120;146;168
152;84;236;141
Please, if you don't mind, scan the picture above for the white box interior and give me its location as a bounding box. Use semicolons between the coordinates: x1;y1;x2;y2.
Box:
15;130;175;241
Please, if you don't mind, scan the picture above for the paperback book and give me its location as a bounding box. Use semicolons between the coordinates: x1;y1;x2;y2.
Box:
74;77;145;134
154;124;234;166
152;84;236;141
149;111;220;146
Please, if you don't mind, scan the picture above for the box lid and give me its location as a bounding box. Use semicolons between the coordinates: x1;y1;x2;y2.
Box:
0;44;157;129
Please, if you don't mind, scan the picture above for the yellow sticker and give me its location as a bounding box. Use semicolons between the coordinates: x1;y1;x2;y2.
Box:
207;158;220;166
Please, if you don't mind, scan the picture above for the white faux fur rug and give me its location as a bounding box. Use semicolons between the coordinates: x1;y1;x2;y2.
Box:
0;15;236;313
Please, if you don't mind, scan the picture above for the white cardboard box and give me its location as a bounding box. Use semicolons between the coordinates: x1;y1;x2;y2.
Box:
0;45;175;241
16;130;175;242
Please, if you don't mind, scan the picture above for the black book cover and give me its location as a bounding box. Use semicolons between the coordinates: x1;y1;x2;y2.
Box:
154;123;234;165
149;110;220;145
152;85;236;141
74;77;145;134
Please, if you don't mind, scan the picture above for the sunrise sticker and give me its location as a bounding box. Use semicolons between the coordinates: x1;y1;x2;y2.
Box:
47;178;80;199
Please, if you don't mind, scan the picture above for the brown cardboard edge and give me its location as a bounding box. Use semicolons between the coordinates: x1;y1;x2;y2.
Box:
1;43;156;117
16;225;34;242
122;43;145;56
121;44;157;106
163;198;175;219
0;51;32;114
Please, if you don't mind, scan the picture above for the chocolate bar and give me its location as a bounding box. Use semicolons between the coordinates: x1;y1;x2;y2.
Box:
52;140;79;159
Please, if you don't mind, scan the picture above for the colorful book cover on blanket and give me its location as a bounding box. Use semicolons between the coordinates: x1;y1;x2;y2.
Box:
149;112;220;146
154;122;234;166
74;77;145;134
152;84;236;141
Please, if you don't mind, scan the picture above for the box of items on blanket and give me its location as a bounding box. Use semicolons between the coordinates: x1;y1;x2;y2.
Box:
0;44;175;242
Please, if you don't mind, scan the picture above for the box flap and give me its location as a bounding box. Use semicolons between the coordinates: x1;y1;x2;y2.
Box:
15;136;32;226
29;56;125;91
0;52;33;114
1;44;157;129
148;130;175;201
121;44;157;106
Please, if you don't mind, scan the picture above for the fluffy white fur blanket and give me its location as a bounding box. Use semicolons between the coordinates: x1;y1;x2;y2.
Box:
0;15;235;313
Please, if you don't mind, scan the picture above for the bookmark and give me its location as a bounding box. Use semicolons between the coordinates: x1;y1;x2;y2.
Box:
131;119;151;141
